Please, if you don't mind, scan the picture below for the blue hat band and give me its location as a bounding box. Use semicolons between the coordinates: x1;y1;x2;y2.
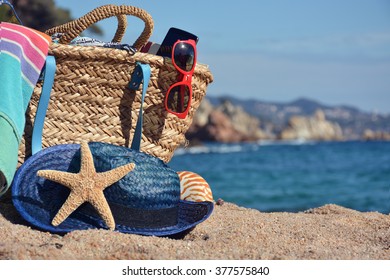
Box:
79;201;178;229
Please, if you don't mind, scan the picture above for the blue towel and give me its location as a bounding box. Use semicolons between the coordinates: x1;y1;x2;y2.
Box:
0;22;50;196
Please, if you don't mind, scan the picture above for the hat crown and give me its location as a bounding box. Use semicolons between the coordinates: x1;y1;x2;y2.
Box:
81;142;180;210
66;142;180;210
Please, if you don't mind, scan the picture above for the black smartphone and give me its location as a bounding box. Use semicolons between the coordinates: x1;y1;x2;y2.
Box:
156;27;199;57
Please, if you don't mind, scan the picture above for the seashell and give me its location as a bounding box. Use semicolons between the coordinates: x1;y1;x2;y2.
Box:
178;171;213;202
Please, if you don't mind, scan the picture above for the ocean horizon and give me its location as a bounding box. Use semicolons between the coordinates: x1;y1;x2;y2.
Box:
169;140;390;214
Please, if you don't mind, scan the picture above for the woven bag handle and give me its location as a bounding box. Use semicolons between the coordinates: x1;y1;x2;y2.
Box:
46;6;127;43
45;4;153;49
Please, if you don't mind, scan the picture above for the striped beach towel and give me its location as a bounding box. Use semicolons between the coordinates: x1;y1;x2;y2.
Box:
0;22;51;195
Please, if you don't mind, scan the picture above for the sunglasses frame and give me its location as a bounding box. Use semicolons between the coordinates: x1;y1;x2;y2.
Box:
164;39;197;119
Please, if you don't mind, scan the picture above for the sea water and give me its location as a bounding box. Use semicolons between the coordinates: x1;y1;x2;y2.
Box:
168;141;390;214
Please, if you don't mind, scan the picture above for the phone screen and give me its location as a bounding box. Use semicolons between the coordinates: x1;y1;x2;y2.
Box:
156;27;199;57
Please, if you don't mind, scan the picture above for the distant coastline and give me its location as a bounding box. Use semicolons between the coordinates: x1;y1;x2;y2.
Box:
186;96;390;143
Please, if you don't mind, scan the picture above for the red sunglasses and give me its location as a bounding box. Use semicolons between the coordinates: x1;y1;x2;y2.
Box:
164;39;197;119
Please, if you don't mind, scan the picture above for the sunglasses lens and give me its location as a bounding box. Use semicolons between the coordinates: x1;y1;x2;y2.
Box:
167;85;191;114
173;42;195;72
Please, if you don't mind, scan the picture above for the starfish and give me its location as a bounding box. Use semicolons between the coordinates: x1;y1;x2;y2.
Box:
37;142;135;230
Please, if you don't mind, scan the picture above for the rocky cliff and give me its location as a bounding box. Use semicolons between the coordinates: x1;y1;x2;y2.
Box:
186;99;270;143
279;110;344;141
363;129;390;141
187;98;344;143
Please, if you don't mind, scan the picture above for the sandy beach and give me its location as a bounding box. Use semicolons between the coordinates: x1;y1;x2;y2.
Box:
0;192;389;260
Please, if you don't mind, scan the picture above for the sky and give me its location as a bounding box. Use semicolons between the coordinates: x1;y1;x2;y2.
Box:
55;0;390;114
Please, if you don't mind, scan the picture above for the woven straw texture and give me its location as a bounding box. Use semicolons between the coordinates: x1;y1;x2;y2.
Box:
18;5;213;165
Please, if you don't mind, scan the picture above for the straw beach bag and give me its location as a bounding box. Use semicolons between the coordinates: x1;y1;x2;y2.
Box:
18;4;213;165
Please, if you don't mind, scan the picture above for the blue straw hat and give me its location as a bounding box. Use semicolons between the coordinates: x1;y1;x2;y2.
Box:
12;142;213;236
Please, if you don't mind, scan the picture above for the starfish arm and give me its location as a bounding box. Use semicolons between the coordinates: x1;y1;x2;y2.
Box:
40;142;134;231
52;191;84;226
37;170;80;190
97;162;136;190
89;191;115;230
79;142;96;174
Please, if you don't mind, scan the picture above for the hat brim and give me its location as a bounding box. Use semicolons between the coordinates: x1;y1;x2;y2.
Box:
12;144;213;236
